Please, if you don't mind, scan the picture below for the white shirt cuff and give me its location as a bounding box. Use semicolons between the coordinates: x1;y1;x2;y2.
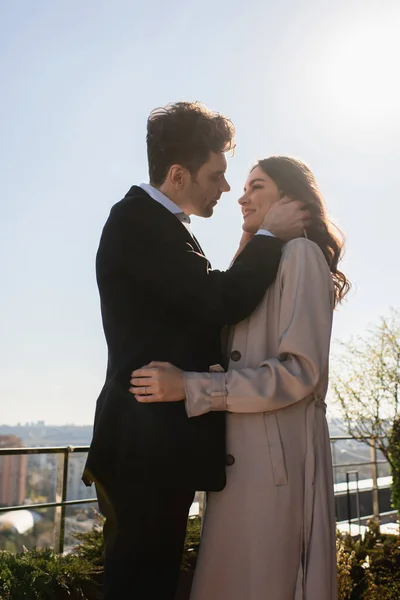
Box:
256;229;275;237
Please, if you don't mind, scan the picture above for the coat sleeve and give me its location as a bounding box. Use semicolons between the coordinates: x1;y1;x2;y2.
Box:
183;239;335;416
101;199;284;326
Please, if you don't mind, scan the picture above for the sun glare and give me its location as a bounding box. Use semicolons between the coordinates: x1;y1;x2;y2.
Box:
316;9;400;132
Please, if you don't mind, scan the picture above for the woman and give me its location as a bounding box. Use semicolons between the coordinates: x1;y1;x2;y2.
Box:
129;156;350;600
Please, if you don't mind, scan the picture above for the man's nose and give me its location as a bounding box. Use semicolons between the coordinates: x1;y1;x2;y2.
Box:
221;178;231;193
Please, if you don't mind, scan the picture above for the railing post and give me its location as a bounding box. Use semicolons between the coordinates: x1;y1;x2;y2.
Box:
355;472;361;534
198;491;207;520
54;449;69;553
346;471;352;534
345;470;361;536
331;440;338;485
370;437;380;518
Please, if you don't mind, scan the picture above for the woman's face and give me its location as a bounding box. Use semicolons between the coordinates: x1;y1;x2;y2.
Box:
239;166;281;233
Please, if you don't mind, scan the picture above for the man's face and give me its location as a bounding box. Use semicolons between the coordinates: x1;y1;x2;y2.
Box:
186;152;231;218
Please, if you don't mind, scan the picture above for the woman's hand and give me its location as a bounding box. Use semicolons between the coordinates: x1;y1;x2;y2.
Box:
129;361;185;403
239;230;255;247
231;230;255;262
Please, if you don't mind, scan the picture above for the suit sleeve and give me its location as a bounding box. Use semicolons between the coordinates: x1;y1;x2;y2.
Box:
183;239;335;416
102;200;284;326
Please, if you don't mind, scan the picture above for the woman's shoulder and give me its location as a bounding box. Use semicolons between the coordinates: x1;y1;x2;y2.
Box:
282;237;328;265
280;238;333;284
277;239;335;308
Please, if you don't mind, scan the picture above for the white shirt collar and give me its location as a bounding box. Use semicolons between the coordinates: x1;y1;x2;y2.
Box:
140;183;190;221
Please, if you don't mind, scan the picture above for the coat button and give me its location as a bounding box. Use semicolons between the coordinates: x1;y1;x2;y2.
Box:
230;350;241;362
226;454;235;466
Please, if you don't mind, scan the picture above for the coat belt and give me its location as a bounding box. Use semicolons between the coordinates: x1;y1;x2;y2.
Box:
301;398;326;598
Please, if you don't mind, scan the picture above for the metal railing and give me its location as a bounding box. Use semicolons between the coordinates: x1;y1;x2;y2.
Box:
0;446;97;553
0;437;396;552
330;435;397;534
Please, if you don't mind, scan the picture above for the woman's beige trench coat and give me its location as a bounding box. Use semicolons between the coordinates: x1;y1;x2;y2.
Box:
184;238;338;600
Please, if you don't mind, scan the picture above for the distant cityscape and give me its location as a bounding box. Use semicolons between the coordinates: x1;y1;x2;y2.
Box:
0;424;96;553
0;422;94;448
0;416;348;445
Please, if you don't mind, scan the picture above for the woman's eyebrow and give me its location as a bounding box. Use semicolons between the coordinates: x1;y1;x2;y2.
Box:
244;177;266;191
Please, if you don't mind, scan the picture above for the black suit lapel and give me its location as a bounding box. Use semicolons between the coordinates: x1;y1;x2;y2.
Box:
191;233;205;256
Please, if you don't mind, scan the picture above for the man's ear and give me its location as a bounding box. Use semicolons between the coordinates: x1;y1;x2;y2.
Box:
169;165;188;190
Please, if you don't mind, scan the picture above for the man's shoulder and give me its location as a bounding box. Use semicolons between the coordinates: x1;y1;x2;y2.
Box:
103;186;160;230
110;185;150;215
101;184;179;246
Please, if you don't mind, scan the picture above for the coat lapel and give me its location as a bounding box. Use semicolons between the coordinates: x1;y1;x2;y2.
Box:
191;233;205;256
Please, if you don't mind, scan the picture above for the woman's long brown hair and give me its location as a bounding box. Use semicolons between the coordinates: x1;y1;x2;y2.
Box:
255;156;350;305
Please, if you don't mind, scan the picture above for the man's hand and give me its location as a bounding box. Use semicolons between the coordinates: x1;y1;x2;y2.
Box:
129;361;185;403
262;196;311;241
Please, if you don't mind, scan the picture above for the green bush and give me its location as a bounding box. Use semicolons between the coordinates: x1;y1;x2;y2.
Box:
0;512;200;599
337;518;400;599
388;417;400;513
2;512;400;600
71;512;105;569
0;548;102;600
181;516;201;572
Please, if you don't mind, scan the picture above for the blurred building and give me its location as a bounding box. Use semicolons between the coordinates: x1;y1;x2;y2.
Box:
67;454;94;501
0;435;27;506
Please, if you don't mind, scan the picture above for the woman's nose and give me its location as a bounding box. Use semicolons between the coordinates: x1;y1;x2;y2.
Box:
238;194;248;205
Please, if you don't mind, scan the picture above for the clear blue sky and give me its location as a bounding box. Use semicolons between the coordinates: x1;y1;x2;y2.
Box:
1;0;399;425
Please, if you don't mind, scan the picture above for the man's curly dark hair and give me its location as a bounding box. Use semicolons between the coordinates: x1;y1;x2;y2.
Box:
146;101;235;185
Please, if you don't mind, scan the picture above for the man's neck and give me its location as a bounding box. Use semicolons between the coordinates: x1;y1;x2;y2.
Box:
154;182;192;215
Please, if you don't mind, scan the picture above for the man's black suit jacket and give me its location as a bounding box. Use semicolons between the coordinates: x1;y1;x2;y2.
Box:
84;186;284;495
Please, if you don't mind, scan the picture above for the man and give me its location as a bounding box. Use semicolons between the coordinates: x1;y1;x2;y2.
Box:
83;101;308;599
